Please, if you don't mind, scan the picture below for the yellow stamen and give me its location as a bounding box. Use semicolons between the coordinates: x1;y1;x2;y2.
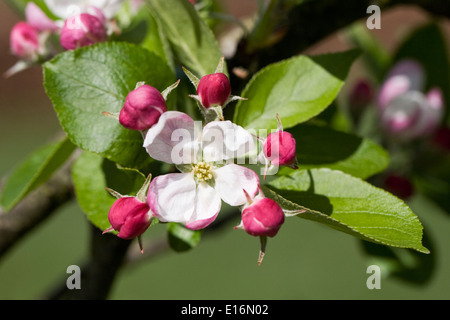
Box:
192;162;213;182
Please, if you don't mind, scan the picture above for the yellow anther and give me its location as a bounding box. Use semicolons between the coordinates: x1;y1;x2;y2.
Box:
192;162;213;182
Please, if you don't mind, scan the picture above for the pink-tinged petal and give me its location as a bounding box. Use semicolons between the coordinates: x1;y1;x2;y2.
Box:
426;88;444;111
25;2;59;32
147;172;196;223
213;164;260;206
377;59;425;112
202;120;256;163
185;182;221;230
381;91;442;140
377;75;410;112
143;111;201;164
381;92;422;139
385;59;424;91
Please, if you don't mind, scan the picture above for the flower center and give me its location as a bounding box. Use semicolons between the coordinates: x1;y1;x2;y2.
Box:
192;162;213;182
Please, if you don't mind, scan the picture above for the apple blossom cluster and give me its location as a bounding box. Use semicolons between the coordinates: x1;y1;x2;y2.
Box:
102;60;297;264
7;0;127;76
376;59;444;141
347;59;447;201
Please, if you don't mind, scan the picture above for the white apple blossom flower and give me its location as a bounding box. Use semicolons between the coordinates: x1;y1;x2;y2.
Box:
44;0;124;20
377;59;444;141
143;111;260;230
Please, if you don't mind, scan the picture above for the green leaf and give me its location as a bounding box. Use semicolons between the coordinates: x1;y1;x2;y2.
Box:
346;22;391;80
72;151;146;231
43;42;175;170
360;229;435;285
265;168;429;254
278;123;389;179
0;137;76;212
114;5;173;69
147;0;225;77
233;49;360;131
167;222;202;252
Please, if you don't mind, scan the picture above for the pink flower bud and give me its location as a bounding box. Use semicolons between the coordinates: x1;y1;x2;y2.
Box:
241;197;285;237
60;13;107;50
349;78;373;110
106;197;152;240
263;131;297;167
9;22;40;61
197;73;231;108
119;84;167;131
383;174;414;200
432;126;450;152
85;5;107;25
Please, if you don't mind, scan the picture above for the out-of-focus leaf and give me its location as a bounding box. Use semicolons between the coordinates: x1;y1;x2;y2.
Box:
359;225;435;285
0;137;76;212
167;222;202;252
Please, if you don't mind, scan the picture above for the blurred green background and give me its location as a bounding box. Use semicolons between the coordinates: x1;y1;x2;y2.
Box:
1;1;450;299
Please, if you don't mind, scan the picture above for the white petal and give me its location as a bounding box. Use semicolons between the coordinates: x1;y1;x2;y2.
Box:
185;182;221;230
214;164;260;206
377;59;425;112
25;2;59;32
147;172;196;223
143;111;201;164
202;120;257;163
90;0;125;19
381;91;442;140
44;0;124;19
44;0;85;18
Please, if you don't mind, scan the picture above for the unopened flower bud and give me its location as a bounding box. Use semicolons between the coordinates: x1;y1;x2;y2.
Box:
240;197;285;237
263;130;297;167
383;174;414;200
60;13;107;50
85;5;107;25
10;22;40;61
349;78;373;111
197;73;231;108
432;126;450;152
105;196;152;240
119;84;167;131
